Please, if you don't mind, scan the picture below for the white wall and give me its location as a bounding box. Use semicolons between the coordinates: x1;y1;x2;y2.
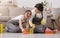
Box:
14;0;44;8
0;0;12;3
0;0;60;8
0;0;13;5
52;0;60;8
14;0;60;8
13;0;52;8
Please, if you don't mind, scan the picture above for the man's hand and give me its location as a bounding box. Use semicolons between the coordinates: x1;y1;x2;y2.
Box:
22;29;25;32
22;28;29;34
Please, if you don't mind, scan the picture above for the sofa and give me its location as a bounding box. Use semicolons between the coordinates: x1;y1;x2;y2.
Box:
0;6;33;31
0;6;24;26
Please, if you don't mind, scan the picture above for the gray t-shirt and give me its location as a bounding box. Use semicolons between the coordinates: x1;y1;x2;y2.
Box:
8;15;24;25
12;15;24;21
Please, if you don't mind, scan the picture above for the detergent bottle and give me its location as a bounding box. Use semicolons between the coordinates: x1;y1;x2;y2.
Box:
29;24;35;34
0;24;4;33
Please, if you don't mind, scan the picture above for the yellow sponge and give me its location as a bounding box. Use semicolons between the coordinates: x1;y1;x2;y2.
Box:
41;20;46;25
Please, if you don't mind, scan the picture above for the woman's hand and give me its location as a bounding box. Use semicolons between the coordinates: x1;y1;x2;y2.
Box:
53;29;58;33
32;24;35;28
29;21;35;28
41;19;46;25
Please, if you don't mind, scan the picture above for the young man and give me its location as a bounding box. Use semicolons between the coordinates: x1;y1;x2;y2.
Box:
6;10;31;33
29;3;46;33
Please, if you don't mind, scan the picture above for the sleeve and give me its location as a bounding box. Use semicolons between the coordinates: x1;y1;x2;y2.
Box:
18;15;24;20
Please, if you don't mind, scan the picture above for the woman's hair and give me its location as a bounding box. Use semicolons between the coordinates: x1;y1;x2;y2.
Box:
35;3;44;12
24;10;32;15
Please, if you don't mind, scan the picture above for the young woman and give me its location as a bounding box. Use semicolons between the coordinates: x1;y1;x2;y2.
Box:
6;10;31;33
29;3;46;33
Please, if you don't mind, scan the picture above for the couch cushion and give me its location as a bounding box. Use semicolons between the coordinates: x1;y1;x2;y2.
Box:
0;6;9;16
8;7;25;18
0;16;10;22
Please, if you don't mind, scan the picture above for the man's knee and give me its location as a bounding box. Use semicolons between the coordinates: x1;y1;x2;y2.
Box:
5;22;19;33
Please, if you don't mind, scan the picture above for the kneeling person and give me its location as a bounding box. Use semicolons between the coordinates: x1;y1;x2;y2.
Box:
6;10;31;33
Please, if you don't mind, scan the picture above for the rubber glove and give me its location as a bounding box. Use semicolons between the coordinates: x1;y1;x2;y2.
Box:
41;19;46;25
29;21;35;28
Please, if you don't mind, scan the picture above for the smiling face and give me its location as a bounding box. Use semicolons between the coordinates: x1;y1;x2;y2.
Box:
24;10;31;20
35;8;41;13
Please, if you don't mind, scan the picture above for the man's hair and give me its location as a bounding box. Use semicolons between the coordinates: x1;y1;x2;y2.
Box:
35;3;44;12
25;10;31;15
